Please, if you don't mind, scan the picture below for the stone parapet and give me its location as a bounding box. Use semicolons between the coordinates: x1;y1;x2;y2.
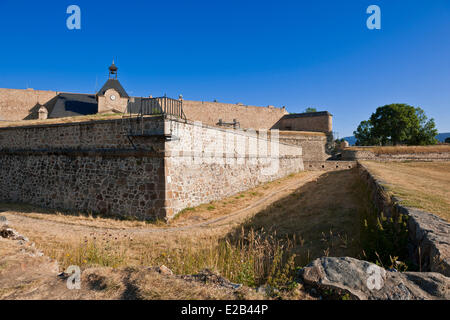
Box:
358;162;450;276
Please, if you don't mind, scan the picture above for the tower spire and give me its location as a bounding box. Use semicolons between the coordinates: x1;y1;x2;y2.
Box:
108;60;118;79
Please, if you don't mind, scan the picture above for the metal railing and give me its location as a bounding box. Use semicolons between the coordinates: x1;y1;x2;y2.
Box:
123;96;186;137
133;96;185;119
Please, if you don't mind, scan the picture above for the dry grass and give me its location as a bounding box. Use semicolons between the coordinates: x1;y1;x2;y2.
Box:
232;169;365;266
170;172;309;225
347;145;450;155
0;237;268;300
0;113;160;128
278;131;326;136
361;161;450;221
1;169;371;299
0;113;126;128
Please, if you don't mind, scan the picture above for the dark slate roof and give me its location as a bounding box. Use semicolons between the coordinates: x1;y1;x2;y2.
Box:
44;92;143;118
46;93;98;118
282;111;332;119
96;79;129;98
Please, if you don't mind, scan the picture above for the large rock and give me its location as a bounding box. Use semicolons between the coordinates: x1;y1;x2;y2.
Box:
0;225;29;241
401;206;450;277
300;257;449;300
182;269;242;290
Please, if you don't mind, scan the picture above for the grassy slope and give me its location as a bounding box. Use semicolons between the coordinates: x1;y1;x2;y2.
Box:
361;161;450;221
347;145;450;154
2;169;370;292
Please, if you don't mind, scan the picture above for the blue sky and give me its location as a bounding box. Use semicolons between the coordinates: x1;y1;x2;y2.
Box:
0;0;449;137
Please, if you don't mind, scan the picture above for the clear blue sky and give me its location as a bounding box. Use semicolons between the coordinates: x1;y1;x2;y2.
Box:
0;0;449;137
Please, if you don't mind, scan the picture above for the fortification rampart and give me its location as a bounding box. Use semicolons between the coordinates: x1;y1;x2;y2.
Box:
0;88;58;121
358;162;450;276
272;112;332;133
0;116;164;150
164;119;303;217
342;148;450;161
182;100;288;129
278;131;328;162
0;116;303;220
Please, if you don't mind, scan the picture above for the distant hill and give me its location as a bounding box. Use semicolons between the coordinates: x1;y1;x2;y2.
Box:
342;136;357;146
436;132;450;143
342;133;450;146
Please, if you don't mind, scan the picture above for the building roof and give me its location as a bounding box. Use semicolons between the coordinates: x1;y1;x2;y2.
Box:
96;79;129;98
44;92;144;118
46;93;98;118
282;111;332;119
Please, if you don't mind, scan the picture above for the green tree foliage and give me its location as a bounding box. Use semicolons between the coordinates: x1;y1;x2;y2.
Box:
354;120;379;146
304;107;317;113
354;104;438;146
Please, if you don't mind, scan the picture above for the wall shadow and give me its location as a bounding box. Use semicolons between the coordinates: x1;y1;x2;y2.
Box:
222;168;370;265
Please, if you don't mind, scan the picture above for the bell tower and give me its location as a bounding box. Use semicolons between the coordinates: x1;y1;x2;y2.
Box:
96;61;129;113
108;60;118;79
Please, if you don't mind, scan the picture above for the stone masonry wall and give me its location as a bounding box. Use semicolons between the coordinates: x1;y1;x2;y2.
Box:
0;116;164;150
278;131;328;162
182;100;288;130
272;113;332;133
164;118;304;217
342;149;450;161
0;152;166;220
0;117;167;220
0;88;58;121
0;116;304;220
358;162;450;277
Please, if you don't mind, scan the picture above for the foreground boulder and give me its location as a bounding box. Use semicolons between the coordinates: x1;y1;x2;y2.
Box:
181;269;242;290
299;257;449;300
0;225;29;241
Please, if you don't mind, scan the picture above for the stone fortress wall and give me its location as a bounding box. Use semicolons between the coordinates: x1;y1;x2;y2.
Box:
181;100;288;130
0;87;333;162
0;88;58;121
0;117;167;219
0;87;341;219
342;148;450;161
0;116;303;220
164;118;303;217
272;111;332;133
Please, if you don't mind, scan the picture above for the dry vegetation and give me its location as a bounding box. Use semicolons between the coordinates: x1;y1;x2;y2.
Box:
0;237;267;300
0;113;155;128
279;131;326;136
361;161;450;221
347;145;450;155
1;169;375;299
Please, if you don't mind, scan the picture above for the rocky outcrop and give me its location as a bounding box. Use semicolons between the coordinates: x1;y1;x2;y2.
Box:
300;257;449;300
401;206;450;277
0;225;29;242
181;269;242;290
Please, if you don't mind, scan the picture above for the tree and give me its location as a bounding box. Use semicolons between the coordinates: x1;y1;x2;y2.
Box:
445;137;450;144
354;120;378;146
305;107;317;113
409;108;439;145
354;104;438;146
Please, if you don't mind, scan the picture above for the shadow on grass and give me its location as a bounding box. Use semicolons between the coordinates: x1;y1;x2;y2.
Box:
0;201;145;223
223;168;368;267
